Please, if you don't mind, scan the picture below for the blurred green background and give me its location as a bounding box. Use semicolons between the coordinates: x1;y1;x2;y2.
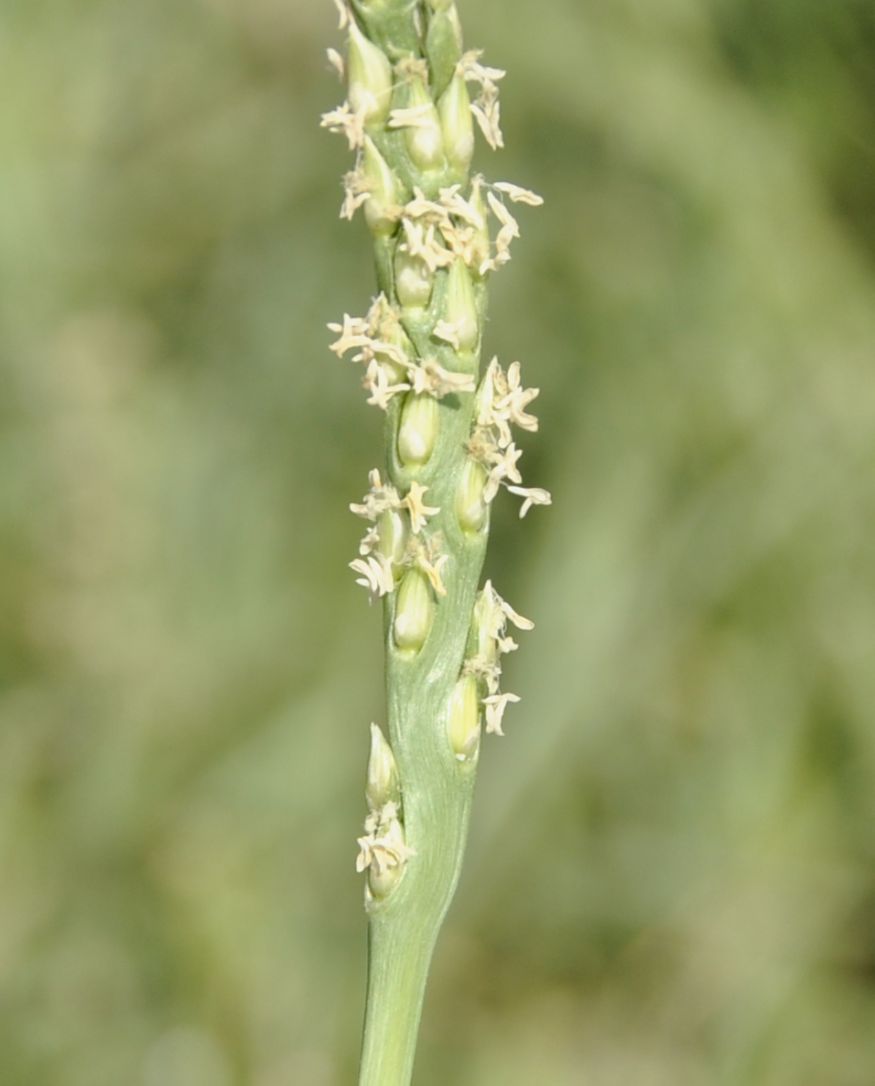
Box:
3;0;875;1083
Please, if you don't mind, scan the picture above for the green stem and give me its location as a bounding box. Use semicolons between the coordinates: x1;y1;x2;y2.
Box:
359;917;436;1085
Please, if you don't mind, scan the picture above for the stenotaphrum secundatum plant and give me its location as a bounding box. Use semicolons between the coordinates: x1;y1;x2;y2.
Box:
322;1;550;1082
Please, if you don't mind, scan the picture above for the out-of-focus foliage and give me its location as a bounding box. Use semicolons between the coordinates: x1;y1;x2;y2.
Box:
2;1;874;1082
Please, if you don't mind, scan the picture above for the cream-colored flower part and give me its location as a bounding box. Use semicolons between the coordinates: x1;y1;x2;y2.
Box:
461;50;506;87
486;191;520;256
328;313;371;357
356;802;415;875
405;188;450;220
493;181;544;207
432;319;462;351
412;540;449;597
483;580;535;632
329;304;411;404
468;358;550;513
403;481;440;534
482;691;521;736
439;183;490;270
333;0;350;31
350;553;395;599
476;583;527;639
391;178;540;278
407;358;476;398
358;524;380;557
360;338;409;369
506;486;552;518
363;359;410;411
461;579;534;730
399;531;449;597
332;301;434;410
462;653;502;693
340;167;372;221
460;50;505;151
388;103;435;130
400;218;454;273
320;102;366;151
477;357;538;443
326;47;345;81
395;56;430;83
496;360;540;433
350;469;401;521
478;439;523;502
365;296;412;358
439;185;485;227
402;222;453;274
459;581;534;737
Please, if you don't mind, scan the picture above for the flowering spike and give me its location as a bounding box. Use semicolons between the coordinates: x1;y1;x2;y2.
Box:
393;570;434;653
324;3;547;1077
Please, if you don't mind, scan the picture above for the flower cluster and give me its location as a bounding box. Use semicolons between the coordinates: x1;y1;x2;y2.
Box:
356;801;415;891
348;470;448;599
468;358;552;516
461;50;506;150
357;723;413;900
335;174;542;278
329;294;477;413
462;580;534;737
